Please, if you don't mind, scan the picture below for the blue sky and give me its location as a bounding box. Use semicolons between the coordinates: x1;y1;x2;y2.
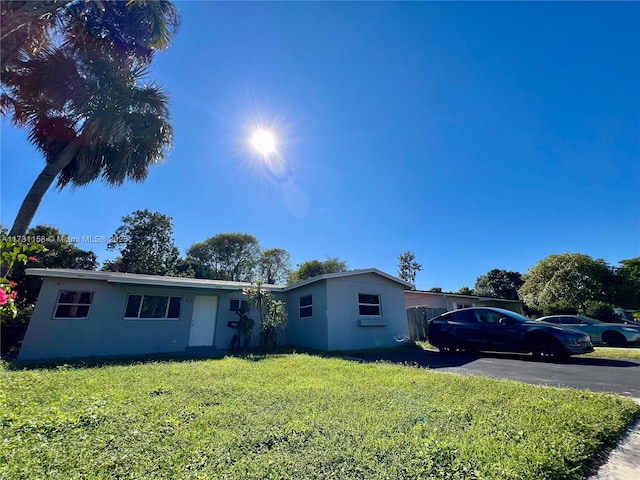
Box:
1;1;639;291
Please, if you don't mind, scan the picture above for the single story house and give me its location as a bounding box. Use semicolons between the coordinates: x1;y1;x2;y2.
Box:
18;268;413;361
405;290;525;315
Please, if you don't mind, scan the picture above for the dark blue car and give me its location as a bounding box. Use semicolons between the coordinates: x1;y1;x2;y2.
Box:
428;307;594;360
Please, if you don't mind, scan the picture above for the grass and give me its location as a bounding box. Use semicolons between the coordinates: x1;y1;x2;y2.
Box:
586;346;640;360
1;354;639;480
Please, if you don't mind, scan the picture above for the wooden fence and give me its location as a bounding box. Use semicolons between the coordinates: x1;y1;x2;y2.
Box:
406;307;447;341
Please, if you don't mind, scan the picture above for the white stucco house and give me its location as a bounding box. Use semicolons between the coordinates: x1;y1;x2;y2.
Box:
17;268;413;361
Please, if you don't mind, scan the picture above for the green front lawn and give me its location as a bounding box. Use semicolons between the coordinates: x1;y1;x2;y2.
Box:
1;355;638;479
586;346;640;360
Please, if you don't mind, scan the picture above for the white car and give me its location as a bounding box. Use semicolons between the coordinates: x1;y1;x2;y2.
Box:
536;315;640;347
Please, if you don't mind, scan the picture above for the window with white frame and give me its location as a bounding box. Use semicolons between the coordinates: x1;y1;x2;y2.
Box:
299;295;313;318
54;291;94;319
124;295;182;319
358;293;381;316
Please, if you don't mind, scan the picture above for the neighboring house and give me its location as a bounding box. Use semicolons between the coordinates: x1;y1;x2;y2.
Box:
404;291;525;341
18;268;413;361
405;290;525;314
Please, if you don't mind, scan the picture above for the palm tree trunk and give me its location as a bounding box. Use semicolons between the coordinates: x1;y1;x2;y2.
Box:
8;144;79;237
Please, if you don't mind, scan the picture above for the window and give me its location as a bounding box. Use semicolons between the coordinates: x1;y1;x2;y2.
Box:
230;299;249;313
299;295;313;318
474;310;505;323
448;310;477;323
54;291;93;318
124;295;182;319
358;293;381;316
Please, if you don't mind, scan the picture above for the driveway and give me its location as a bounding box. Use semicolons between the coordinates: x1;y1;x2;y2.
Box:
349;347;640;398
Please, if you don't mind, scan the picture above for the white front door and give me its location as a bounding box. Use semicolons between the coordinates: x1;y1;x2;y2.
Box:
188;296;218;347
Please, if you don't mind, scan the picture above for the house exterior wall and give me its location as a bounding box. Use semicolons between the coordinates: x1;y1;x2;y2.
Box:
325;273;409;350
18;269;411;360
284;282;329;351
405;292;477;310
404;291;524;314
17;278;263;361
18;278;193;361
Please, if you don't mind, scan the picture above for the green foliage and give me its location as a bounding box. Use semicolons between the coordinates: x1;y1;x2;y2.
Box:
580;301;619;323
474;269;523;300
3;225;97;324
262;299;288;350
397;250;422;284
614;257;640;309
519;253;615;314
105;209;180;276
242;282;287;350
259;248;292;284
0;355;638;479
187;233;261;282
2;1;180;236
457;286;474;295
243;281;271;332
289;257;347;283
429;287;443;293
0;230;47;323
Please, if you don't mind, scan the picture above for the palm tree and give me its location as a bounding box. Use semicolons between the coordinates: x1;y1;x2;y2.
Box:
1;0;180;237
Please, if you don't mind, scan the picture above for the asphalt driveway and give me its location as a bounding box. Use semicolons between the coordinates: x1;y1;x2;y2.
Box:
349;347;640;398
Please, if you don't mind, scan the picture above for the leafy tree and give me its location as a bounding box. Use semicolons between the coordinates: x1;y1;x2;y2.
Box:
262;299;288;350
104;209;180;276
474;269;523;300
457;286;474;296
1;229;46;323
580;301;619;323
259;248;292;284
243;281;270;331
1;0;180;236
186;233;261;282
429;287;443;293
519;253;614;315
5;225;97;323
243;282;287;350
614;257;640;309
397;250;422;284
289;257;347;283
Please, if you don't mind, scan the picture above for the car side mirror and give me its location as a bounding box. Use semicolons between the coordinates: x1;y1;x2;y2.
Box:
499;317;513;325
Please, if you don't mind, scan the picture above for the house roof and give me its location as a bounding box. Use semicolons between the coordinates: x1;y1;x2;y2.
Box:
25;267;414;291
24;268;283;292
405;289;522;304
281;268;414;291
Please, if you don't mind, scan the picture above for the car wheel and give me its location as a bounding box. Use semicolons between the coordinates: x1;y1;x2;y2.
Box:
529;336;566;361
435;333;458;353
602;331;627;347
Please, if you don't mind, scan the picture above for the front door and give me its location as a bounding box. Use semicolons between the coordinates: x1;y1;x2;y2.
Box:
188;296;218;347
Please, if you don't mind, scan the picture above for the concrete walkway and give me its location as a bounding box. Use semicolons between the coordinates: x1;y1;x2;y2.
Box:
589;398;640;480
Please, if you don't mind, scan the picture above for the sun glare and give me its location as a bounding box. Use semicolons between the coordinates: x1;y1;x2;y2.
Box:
251;129;277;155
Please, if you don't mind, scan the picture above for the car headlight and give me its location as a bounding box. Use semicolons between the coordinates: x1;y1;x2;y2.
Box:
567;335;591;346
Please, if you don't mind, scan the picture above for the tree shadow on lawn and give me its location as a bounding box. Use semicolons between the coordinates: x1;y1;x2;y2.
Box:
345;347;640;369
2;348;288;371
6;344;637;372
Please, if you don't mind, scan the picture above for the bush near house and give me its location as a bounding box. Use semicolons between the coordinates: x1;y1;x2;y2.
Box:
1;355;638;480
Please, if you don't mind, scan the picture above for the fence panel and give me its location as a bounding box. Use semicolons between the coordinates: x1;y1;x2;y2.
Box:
406;307;447;341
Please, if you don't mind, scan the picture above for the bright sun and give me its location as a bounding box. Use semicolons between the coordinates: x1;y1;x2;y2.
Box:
251;129;277;155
